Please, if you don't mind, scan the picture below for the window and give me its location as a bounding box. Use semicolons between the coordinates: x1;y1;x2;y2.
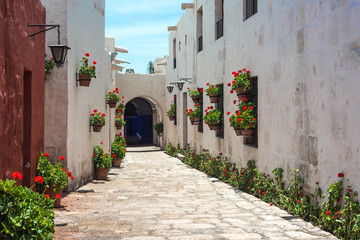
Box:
174;95;177;125
197;7;203;52
179;41;181;51
185;35;187;45
244;76;258;147
215;84;224;138
215;0;224;39
243;0;257;21
173;38;176;69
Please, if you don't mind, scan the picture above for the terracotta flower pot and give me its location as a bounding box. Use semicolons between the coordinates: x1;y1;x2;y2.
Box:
112;158;123;167
208;94;220;103
45;186;62;208
190;117;201;125
235;87;249;101
191;96;200;104
78;74;91;87
241;128;254;137
208;122;222;131
115;125;123;130
107;100;117;108
92;124;104;132
168;115;175;121
95;167;109;180
233;126;242;136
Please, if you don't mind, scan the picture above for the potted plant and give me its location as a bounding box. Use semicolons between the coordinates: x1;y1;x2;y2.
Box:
45;58;55;79
167;102;176;121
185;104;202;125
106;88;120;108
187;87;201;104
90;109;106;132
115;115;126;130
111;141;126;167
93;145;112;180
154;122;164;137
77;53;97;87
114;133;127;147
204;107;223;131
229;112;242;136
115;99;126;116
36;153;73;207
230;68;252;100
237;100;257;137
205;83;222;103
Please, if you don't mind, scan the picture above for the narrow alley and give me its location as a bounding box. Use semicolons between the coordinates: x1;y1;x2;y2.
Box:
54;146;337;240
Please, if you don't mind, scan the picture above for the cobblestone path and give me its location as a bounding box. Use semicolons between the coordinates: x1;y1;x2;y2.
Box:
54;146;337;240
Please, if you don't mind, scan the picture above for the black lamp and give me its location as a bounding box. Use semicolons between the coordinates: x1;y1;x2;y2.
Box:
28;24;70;67
176;81;186;91
167;85;175;93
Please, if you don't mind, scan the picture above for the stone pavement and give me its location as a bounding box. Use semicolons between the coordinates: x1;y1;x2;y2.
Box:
54;146;337;240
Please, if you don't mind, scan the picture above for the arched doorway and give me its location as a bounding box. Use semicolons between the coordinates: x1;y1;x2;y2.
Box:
124;98;154;145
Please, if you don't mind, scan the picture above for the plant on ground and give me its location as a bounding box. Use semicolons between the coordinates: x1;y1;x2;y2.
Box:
165;143;181;157
93;145;112;169
114;133;127;147
36;153;73;193
111;141;126;160
0;174;55;239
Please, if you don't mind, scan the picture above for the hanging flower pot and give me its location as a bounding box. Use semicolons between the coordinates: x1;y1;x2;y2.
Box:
116;125;123;130
115;115;126;130
208;122;222;131
190;117;201;125
236;88;250;101
92;124;104;132
107;100;117;108
233;126;242;136
78;74;91;87
106;88;120;108
205;83;222;103
167;101;176;121
192;96;201;104
241;128;254;137
208;94;220;103
168;115;175;121
187;88;202;104
229;69;252;100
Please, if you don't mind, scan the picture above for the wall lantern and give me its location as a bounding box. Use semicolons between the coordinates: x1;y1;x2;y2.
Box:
28;24;70;67
167;84;175;93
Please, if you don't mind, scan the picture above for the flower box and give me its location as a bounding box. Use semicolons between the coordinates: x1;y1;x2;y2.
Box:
233;126;242;136
208;94;220;103
241;128;254;137
208;122;222;131
190;117;201;125
92;123;104;132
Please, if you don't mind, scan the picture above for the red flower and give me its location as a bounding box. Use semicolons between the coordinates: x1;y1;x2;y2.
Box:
45;194;50;198
234;73;239;77
62;168;66;171
60;156;65;161
91;113;95;116
12;172;22;180
109;91;112;94
253;118;256;121
230;89;234;93
336;198;340;203
227;83;231;87
122;96;125;98
206;83;210;86
44;153;49;157
242;68;246;71
67;171;72;177
85;53;90;57
262;192;265;195
112;154;116;157
56;194;61;199
232;71;236;75
246;70;250;73
243;106;248;110
233;100;236;104
250;106;253;109
325;211;331;215
247;186;250;189
100;142;103;144
115;88;118;91
94;109;98;113
196;103;199;106
219;152;222;155
93;61;97;64
34;176;44;184
270;203;273;206
93;153;96;156
237;118;242;122
237;113;241;116
238;70;242;73
346;188;352;192
50;58;54;60
338;173;344;178
243;98;248;101
227;112;230;115
257;190;260;193
91;66;95;69
102;113;105;117
240;172;244;175
187;87;190;90
71;176;74;180
200;89;203;93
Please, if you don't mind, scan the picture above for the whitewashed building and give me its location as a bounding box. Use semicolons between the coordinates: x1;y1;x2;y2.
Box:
165;0;360;193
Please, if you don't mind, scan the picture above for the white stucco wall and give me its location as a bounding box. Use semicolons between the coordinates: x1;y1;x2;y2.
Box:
116;73;166;147
166;0;360;193
43;0;114;190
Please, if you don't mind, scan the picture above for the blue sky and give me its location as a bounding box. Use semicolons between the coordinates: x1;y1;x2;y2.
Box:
105;0;185;74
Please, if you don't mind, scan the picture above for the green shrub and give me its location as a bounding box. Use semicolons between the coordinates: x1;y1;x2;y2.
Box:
111;141;126;159
93;145;112;169
0;179;55;239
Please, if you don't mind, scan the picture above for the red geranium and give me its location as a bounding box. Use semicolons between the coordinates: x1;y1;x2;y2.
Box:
93;61;97;64
44;153;49;157
34;176;44;184
67;171;72;177
338;173;344;178
45;194;50;198
12;172;22;180
60;156;65;161
85;53;90;57
56;194;61;199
